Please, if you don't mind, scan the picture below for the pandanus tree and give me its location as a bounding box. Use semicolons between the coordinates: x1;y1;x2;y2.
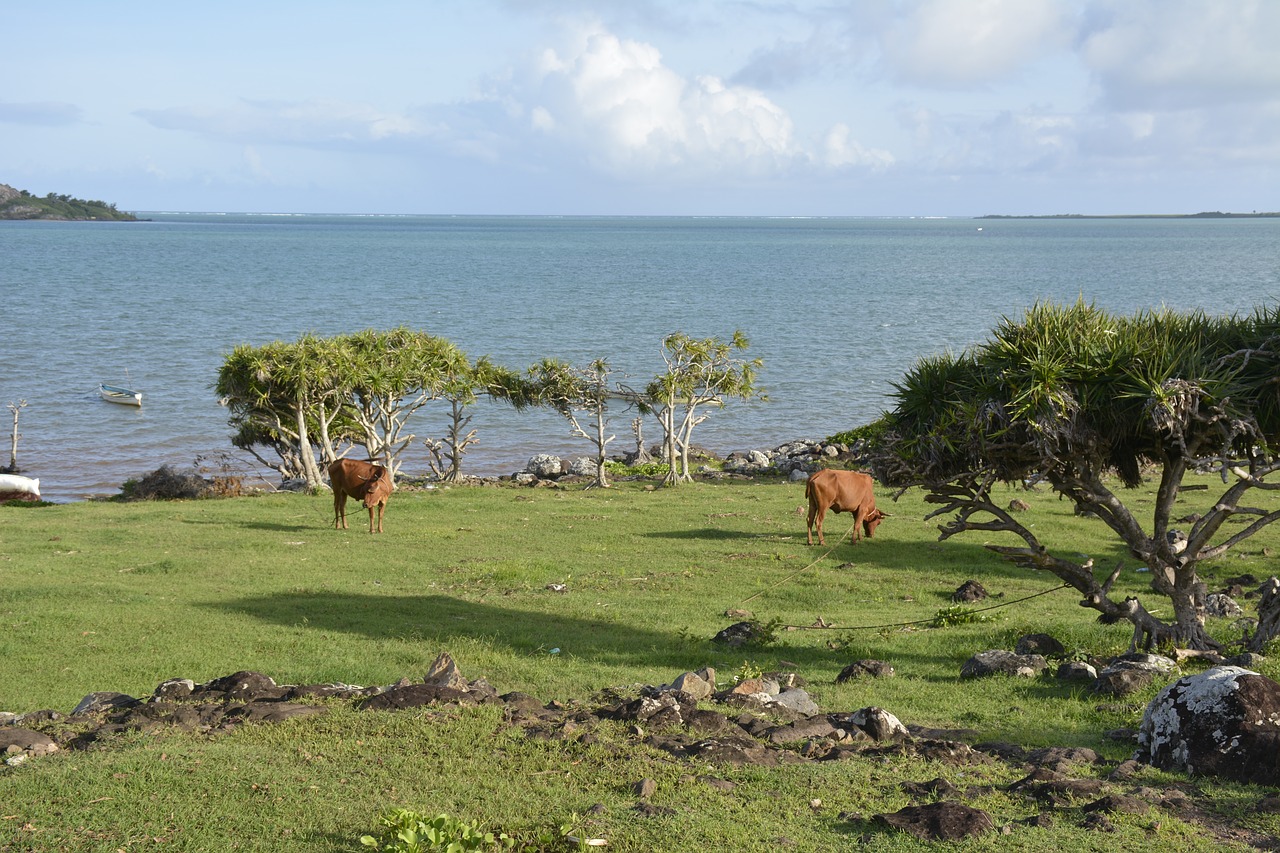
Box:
424;356;527;483
870;301;1280;652
642;331;764;487
216;334;349;487
526;357;620;488
338;328;471;479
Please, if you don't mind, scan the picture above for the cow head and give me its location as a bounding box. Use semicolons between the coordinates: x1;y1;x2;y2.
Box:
363;468;392;507
863;507;887;538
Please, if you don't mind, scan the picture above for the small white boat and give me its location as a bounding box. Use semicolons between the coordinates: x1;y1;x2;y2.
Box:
100;383;142;407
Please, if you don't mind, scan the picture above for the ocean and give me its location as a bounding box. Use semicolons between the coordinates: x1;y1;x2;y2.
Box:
3;214;1278;502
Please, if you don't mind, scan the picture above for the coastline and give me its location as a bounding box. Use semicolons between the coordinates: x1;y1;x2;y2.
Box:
977;211;1279;220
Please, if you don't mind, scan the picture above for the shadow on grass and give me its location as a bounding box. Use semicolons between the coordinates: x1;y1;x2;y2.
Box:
213;590;701;669
644;527;781;541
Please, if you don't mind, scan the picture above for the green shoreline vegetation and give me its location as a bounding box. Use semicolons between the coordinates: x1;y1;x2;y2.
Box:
3;477;1280;850
0;182;137;221
978;210;1280;219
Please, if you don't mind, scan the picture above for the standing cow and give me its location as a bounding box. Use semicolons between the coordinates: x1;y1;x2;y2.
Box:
329;459;392;533
805;469;886;546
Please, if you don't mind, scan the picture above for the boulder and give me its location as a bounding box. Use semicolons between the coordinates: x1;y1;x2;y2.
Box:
1137;665;1280;785
1056;661;1098;683
425;652;469;691
847;706;909;742
71;691;141;716
960;650;1047;679
668;671;714;701
711;621;760;647
772;688;820;716
951;580;989;603
874;802;995;842
836;659;895;682
524;454;563;478
1015;633;1065;657
1205;593;1243;618
1092;653;1178;696
0;728;59;757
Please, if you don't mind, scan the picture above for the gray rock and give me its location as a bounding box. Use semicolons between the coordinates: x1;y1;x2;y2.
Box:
669;671;713;701
874;802;995;842
0;728;59;757
1137;665;1280;785
1109;653;1178;674
1015;633;1065;657
1092;667;1156;697
1205;593;1243;618
836;659;895;681
71;692;140;716
847;706;909;742
960;650;1048;679
525;454;563;478
1056;661;1098;682
772;688;820;716
153;678;196;700
426;652;470;692
951;580;989;602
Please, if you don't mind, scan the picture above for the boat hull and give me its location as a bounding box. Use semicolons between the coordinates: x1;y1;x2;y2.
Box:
100;384;142;406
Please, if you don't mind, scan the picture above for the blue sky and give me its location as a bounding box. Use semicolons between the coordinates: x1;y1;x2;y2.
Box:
4;1;1277;216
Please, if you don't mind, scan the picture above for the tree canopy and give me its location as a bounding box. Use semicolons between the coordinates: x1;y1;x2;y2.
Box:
217;329;486;486
872;300;1280;651
641;331;763;486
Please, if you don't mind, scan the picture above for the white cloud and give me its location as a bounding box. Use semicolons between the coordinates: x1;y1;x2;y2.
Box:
135;99;423;148
823;123;894;170
880;0;1073;88
1080;0;1280;110
526;23;873;178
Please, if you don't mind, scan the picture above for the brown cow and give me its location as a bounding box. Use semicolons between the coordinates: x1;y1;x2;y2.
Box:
329;459;392;533
805;469;885;546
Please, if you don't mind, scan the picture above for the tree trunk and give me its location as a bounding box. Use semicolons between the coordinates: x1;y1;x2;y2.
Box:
660;407;680;487
1167;576;1216;650
592;408;610;489
631;418;652;463
294;405;325;488
5;401;21;472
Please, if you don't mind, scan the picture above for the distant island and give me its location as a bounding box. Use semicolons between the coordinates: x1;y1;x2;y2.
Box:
0;183;138;221
978;211;1279;220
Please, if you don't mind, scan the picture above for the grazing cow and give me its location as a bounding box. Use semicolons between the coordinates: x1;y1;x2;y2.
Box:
329;459;392;533
0;473;40;502
805;469;886;546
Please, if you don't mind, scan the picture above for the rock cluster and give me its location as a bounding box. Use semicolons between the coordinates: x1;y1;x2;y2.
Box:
9;651;1280;842
509;439;863;486
960;637;1190;699
721;439;858;480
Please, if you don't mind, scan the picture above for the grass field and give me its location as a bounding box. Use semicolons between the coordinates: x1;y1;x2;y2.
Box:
2;476;1279;851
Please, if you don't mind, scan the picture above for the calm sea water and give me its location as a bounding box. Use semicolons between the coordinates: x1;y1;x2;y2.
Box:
3;214;1278;501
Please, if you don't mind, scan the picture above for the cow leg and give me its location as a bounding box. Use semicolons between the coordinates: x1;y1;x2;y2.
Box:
813;505;827;546
851;506;865;543
334;492;348;529
807;503;818;545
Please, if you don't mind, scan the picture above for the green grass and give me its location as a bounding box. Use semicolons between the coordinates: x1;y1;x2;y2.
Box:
2;477;1279;851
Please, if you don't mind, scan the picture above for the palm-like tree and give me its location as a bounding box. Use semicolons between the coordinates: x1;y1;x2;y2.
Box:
873;301;1280;651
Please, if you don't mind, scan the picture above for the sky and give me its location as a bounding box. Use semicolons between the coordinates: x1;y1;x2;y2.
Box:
3;0;1277;216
